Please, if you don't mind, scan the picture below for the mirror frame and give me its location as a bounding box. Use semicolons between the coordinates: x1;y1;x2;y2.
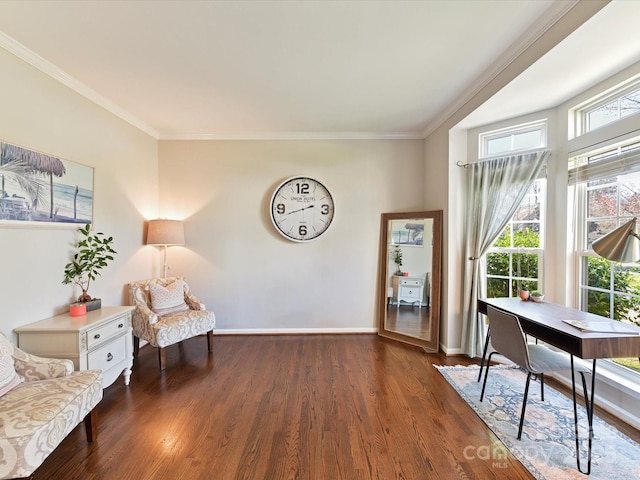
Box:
377;210;442;352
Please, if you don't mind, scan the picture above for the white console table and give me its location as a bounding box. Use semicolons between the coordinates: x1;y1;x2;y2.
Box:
392;275;425;308
14;306;135;389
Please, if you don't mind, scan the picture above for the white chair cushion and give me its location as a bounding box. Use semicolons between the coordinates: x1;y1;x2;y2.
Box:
149;279;189;315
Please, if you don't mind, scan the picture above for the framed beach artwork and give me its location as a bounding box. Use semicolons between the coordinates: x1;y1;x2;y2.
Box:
0;141;93;227
390;219;424;247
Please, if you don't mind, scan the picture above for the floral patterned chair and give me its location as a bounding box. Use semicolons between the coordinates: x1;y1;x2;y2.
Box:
128;276;215;371
0;332;102;480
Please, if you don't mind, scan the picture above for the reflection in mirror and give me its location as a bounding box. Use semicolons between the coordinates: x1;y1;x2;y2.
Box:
377;210;442;352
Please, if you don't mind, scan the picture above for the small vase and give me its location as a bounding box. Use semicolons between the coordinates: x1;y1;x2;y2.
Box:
519;289;530;301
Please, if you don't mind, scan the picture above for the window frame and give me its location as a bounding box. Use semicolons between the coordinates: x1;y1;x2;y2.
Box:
478;120;547;159
485;179;545;298
571;137;640;380
575;80;640;135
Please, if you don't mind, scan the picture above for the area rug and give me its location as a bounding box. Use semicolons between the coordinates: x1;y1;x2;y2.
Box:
435;364;640;479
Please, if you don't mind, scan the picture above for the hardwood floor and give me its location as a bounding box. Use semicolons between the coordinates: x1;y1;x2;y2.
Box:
385;303;431;339
31;334;638;480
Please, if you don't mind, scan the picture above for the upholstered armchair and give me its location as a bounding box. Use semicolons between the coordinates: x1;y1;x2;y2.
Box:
0;332;102;480
128;276;215;370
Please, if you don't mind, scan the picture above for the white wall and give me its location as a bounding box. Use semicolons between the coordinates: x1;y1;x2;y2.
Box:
158;139;425;333
0;0;605;347
0;48;158;341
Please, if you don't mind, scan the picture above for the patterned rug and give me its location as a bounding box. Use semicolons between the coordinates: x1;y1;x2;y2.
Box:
435;364;640;479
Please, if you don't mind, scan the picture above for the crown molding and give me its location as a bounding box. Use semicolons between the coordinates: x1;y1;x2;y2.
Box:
0;0;586;143
159;131;425;141
421;0;582;138
0;30;160;139
0;30;423;142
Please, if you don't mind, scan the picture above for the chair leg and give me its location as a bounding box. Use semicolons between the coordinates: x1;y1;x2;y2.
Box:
133;336;140;357
479;352;496;401
517;372;533;440
158;347;166;371
207;330;214;352
540;372;545;401
84;407;98;443
477;324;491;382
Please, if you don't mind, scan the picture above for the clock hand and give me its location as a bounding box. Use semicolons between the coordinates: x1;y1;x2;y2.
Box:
285;205;315;215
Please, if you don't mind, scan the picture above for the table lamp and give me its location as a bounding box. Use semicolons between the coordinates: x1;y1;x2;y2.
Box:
146;219;185;277
592;218;640;263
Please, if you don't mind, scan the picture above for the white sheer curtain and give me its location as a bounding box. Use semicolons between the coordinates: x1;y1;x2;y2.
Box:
461;150;550;357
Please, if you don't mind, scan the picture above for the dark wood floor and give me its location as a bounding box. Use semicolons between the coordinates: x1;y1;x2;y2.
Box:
33;334;640;480
385;303;431;339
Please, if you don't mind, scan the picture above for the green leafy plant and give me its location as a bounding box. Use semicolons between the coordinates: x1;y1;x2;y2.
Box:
62;224;117;302
487;226;540;297
392;246;403;274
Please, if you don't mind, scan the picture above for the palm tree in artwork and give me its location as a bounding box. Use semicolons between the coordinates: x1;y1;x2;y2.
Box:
1;143;65;218
0;146;43;208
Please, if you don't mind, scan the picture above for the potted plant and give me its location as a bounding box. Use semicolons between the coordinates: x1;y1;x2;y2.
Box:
62;224;117;311
392;246;403;275
530;290;545;302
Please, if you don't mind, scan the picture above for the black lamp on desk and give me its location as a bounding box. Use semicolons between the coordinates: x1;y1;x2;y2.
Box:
592;218;640;262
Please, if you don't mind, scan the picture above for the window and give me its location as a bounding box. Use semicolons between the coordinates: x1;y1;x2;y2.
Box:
479;120;546;158
572;140;640;373
478;120;548;298
486;180;544;298
579;83;640;133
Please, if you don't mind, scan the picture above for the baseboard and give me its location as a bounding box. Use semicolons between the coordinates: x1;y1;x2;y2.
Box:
440;345;464;355
214;327;379;335
552;370;640;431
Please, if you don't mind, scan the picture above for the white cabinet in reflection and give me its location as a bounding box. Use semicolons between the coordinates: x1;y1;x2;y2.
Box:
392;275;428;308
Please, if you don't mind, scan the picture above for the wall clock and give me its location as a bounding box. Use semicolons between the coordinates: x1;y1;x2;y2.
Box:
270;176;335;242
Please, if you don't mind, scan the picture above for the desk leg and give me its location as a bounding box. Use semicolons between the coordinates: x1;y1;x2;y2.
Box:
570;357;596;475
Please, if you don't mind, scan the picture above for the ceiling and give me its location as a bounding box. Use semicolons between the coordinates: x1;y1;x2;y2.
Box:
0;1;638;140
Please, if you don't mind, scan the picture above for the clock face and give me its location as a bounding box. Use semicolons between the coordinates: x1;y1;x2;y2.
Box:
270;176;335;242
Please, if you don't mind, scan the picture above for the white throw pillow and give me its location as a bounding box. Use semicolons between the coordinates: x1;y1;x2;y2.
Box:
149;279;189;315
0;340;21;397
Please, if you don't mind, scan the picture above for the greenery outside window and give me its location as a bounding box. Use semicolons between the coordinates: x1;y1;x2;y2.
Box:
574;160;640;373
486;180;544;298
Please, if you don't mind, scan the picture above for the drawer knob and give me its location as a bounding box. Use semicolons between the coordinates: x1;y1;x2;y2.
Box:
107;353;113;362
118;323;124;328
94;333;101;339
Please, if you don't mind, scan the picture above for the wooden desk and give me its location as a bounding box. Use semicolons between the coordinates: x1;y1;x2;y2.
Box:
477;297;640;475
478;297;640;359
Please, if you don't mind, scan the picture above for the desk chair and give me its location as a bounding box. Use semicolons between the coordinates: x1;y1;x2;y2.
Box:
480;305;593;472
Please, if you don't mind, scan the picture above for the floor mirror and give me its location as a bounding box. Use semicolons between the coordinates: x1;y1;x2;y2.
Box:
377;210;442;351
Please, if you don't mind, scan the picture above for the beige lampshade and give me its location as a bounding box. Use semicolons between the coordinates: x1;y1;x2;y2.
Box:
592;218;640;263
146;219;185;246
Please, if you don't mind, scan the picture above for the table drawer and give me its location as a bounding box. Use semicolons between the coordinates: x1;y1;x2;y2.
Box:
399;287;421;300
86;315;129;349
88;334;127;372
400;278;422;287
